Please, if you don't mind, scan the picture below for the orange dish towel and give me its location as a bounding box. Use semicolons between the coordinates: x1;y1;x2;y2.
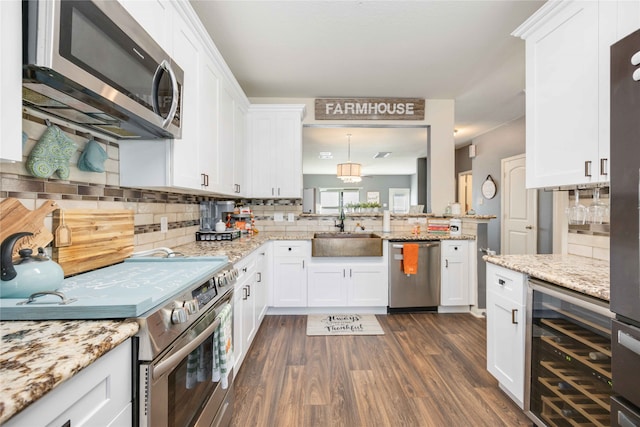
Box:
402;243;419;275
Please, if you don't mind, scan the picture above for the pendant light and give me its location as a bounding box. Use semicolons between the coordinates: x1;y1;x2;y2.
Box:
336;133;362;183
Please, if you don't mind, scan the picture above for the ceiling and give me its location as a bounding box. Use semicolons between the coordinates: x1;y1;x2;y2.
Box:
190;0;544;175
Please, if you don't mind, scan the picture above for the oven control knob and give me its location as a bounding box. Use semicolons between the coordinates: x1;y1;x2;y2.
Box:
184;299;198;315
171;307;188;324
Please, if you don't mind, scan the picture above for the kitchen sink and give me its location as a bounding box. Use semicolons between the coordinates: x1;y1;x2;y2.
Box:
311;232;383;257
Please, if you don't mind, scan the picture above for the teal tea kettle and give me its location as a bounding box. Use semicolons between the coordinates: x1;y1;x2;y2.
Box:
0;232;64;298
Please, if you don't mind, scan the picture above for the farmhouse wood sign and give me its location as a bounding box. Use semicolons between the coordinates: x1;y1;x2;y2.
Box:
315;98;425;120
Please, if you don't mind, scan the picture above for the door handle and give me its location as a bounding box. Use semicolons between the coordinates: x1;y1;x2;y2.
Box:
525;225;533;230
584;160;592;177
511;309;518;324
600;158;608;176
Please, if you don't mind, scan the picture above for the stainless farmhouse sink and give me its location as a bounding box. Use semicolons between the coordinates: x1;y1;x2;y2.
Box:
312;232;383;257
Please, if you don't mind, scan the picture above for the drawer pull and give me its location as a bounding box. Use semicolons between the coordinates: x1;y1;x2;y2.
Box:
498;279;505;286
619;330;640;356
511;309;518;324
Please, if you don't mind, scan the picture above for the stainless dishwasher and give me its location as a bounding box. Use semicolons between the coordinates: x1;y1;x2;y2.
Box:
388;241;441;312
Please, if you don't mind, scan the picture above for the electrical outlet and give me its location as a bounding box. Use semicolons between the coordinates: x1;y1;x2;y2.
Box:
287;213;295;222
160;217;168;233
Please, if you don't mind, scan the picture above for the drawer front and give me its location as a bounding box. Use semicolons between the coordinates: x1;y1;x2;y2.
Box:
442;241;467;257
612;319;640;410
486;263;526;304
273;241;309;257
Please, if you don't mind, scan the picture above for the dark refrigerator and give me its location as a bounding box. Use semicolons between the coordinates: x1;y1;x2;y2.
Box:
610;28;640;427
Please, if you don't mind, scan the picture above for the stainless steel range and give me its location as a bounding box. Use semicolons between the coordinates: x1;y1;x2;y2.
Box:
0;251;238;427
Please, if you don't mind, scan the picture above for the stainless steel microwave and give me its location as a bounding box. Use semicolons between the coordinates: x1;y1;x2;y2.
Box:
22;0;183;139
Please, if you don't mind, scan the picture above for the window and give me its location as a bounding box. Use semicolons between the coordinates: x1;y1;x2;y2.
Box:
318;188;360;214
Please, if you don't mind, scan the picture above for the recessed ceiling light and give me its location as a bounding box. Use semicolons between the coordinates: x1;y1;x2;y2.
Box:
373;152;391;159
319;152;332;159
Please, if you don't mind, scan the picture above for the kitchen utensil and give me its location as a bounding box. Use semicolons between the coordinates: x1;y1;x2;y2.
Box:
52;209;134;276
54;209;72;247
0;232;64;298
0;198;58;257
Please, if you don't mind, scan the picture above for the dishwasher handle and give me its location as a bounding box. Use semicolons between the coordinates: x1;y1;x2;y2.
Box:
392;242;440;249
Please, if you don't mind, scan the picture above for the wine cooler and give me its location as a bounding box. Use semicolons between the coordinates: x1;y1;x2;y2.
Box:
526;279;614;427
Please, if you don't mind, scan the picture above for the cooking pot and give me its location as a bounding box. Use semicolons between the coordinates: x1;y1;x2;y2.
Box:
0;232;64;298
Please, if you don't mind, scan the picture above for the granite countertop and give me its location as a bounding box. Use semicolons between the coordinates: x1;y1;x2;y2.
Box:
0;319;139;424
175;231;476;262
484;254;610;301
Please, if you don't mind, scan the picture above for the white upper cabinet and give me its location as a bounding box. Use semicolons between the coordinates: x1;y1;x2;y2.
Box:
0;0;23;162
513;0;640;189
118;0;173;53
247;105;306;199
118;1;250;196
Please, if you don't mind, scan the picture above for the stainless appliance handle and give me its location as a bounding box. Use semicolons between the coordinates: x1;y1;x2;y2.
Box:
618;330;640;356
392;242;439;249
152;315;221;380
152;59;179;129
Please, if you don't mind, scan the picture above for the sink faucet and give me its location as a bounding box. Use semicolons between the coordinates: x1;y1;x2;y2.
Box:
335;208;345;232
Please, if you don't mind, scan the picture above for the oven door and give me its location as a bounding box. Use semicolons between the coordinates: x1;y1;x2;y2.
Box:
140;296;234;427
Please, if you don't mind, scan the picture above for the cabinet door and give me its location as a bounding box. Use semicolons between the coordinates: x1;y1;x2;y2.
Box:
254;249;269;323
171;17;203;189
248;112;277;197
486;290;525;408
233;103;247;196
241;278;256;351
118;0;172;52
273;257;307;307
308;265;348;306
441;242;470;306
0;0;22;162
198;56;222;191
274;114;303;198
524;1;600;188
233;283;245;372
348;265;388;306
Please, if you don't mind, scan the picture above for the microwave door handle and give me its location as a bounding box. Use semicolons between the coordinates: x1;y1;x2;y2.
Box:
152;316;221;380
152;60;179;129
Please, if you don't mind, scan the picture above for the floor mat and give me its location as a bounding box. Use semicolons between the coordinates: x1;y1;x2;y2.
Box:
306;314;384;336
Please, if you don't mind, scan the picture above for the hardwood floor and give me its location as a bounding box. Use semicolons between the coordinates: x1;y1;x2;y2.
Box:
232;313;532;427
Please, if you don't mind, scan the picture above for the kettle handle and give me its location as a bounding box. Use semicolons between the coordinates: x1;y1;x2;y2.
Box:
1;232;33;282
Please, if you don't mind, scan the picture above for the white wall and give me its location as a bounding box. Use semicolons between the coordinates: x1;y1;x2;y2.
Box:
249;97;456;215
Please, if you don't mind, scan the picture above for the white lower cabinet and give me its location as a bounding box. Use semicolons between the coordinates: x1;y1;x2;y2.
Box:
272;241;309;307
486;263;527;408
440;240;474;307
307;262;387;307
4;339;132;427
233;244;270;373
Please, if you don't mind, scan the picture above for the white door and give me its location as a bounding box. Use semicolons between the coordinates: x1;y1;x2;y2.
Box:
501;154;537;254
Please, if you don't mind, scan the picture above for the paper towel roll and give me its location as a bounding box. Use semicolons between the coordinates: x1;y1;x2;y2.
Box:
383;210;391;233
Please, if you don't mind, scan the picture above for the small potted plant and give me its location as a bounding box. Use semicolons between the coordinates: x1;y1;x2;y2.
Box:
369;202;381;213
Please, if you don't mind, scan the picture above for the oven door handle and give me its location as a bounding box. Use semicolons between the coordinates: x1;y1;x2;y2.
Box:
152;316;221;380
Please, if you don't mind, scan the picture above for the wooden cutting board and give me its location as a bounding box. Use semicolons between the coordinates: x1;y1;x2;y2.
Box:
52;209;134;276
0;198;58;257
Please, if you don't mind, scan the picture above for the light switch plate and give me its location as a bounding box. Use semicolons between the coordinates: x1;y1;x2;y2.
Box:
274;212;284;222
